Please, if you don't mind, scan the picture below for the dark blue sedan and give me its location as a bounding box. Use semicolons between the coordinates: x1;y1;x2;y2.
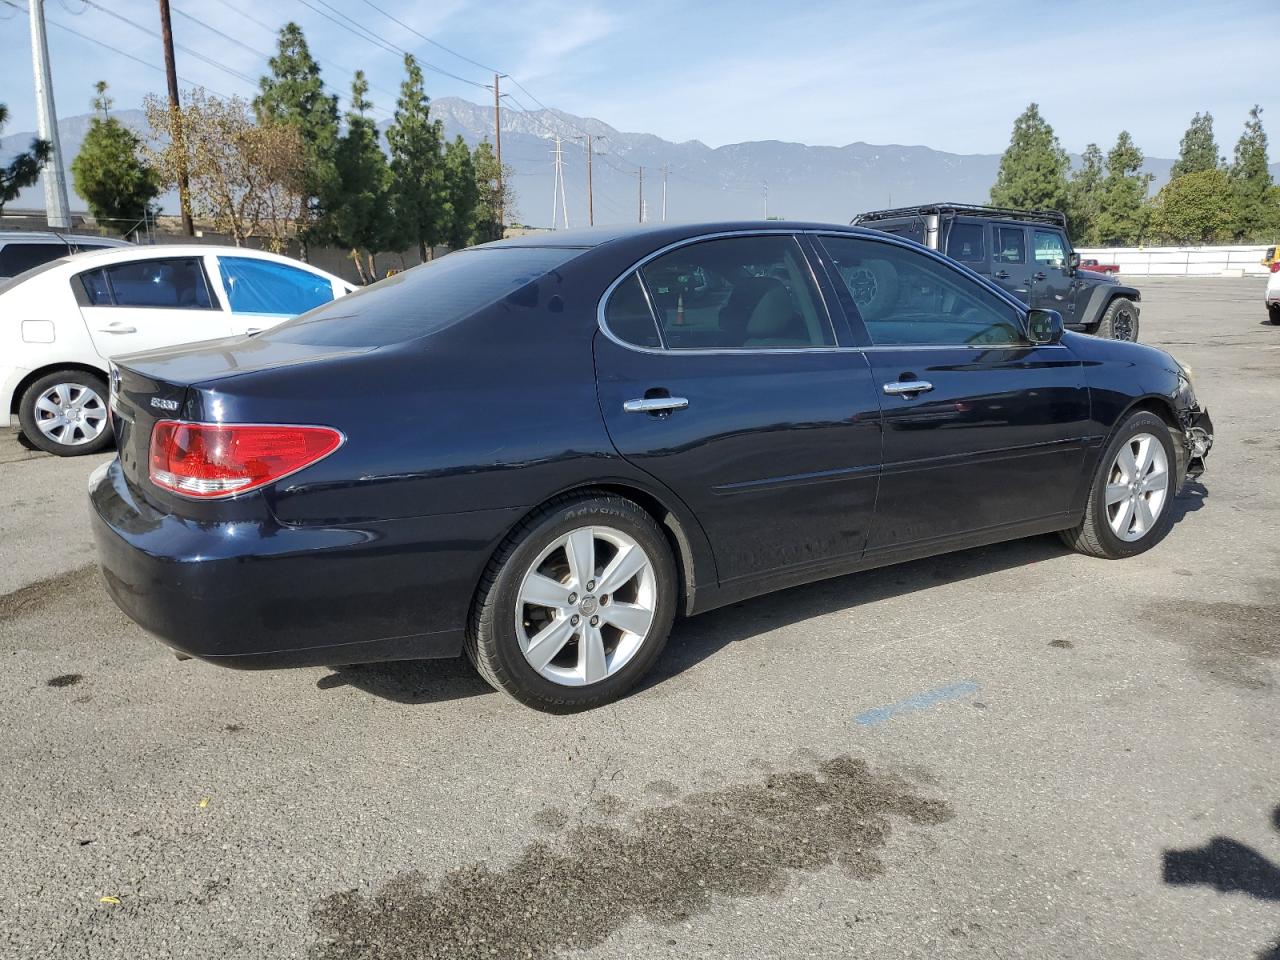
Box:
89;222;1213;711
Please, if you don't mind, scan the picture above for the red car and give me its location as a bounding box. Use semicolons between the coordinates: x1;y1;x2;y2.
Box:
1079;257;1120;274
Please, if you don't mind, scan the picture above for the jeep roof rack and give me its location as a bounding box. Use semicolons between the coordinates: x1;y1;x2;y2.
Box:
852;203;1068;229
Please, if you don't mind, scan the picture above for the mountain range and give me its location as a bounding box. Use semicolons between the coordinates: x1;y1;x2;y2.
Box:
5;96;1274;229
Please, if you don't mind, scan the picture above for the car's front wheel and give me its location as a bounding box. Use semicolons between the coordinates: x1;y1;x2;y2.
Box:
466;493;677;711
1268;303;1280;325
17;370;112;456
1061;410;1178;559
1100;297;1140;341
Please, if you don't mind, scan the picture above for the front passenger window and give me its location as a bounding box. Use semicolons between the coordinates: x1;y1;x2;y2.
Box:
820;236;1026;347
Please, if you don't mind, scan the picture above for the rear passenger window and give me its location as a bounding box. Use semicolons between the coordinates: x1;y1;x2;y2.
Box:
820;235;1026;347
945;222;985;263
995;227;1025;263
637;235;833;349
96;257;214;309
603;272;661;347
0;242;64;276
79;268;111;305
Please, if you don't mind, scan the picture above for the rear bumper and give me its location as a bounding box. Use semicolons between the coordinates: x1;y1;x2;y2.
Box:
88;459;521;668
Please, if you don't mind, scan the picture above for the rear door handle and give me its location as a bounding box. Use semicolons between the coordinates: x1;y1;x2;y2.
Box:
98;325;137;334
994;269;1010;280
883;380;934;397
623;396;689;414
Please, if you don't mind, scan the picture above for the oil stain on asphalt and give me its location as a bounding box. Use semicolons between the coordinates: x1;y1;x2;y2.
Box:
310;756;950;960
1144;580;1279;689
0;565;97;622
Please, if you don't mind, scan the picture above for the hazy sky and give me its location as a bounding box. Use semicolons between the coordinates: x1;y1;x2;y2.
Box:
0;0;1272;161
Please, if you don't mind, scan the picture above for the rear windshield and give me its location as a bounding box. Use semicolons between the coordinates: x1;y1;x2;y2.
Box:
259;246;585;347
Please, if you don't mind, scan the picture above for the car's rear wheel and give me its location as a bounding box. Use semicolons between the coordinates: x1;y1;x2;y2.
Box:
466;493;677;711
17;370;112;456
1060;410;1177;559
1100;297;1140;341
1268;304;1280;325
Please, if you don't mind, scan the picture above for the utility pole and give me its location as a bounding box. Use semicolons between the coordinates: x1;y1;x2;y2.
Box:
586;134;593;227
550;136;569;230
661;164;668;222
158;0;194;236
27;0;70;228
637;166;644;224
493;73;505;234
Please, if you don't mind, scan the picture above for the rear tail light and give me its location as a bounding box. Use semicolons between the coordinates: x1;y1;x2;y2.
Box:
1271;262;1280;273
149;421;343;498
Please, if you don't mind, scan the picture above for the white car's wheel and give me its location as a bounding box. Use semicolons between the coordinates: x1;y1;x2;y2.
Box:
18;370;112;456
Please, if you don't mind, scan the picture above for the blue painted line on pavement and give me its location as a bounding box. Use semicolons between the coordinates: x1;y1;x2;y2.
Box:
854;681;981;727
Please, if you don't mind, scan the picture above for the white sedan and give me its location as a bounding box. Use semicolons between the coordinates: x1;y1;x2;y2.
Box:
1;245;353;456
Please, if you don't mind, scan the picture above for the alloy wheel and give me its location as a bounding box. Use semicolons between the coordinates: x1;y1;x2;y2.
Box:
1105;432;1169;542
1111;307;1135;341
514;525;657;686
33;382;108;447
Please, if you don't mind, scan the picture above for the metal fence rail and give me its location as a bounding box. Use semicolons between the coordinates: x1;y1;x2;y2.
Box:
1076;245;1271;277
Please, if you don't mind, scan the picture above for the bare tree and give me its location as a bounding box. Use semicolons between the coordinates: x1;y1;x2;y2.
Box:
144;88;306;250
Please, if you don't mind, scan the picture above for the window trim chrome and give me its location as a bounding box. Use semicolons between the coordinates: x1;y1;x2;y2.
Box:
597;229;846;357
596;227;1049;357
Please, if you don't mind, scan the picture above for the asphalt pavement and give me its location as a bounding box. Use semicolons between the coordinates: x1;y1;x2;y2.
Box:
0;276;1276;959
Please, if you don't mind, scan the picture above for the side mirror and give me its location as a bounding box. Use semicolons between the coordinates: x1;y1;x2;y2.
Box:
1067;251;1080;274
1027;308;1064;345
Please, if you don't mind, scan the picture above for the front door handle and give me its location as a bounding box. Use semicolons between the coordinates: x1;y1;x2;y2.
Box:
623;396;689;414
1033;271;1047;281
98;325;137;334
883;380;934;397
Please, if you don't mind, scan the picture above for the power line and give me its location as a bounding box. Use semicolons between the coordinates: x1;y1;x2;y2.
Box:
80;0;259;90
355;0;500;75
291;0;491;90
202;0;401;106
170;1;393;118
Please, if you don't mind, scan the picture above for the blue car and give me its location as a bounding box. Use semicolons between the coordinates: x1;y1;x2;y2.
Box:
89;222;1213;711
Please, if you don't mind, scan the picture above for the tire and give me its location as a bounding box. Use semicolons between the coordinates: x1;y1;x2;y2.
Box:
1268;304;1280;325
466;493;678;712
1060;411;1178;559
17;370;112;457
1099;297;1139;341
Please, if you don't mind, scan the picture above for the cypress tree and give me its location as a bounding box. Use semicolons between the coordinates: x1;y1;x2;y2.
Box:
386;54;444;262
442;136;478;250
989;103;1069;212
1066;143;1104;245
1228;105;1277;241
253;23;340;248
1095;131;1152;245
1169;112;1220;179
332;72;393;282
71;81;160;237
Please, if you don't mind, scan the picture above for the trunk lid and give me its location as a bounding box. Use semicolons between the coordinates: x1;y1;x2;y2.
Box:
110;335;374;495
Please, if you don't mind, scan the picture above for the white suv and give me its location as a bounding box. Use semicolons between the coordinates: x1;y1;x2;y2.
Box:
0;231;130;280
1;244;354;455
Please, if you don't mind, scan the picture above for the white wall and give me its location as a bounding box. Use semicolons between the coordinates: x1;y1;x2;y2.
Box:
1076;244;1271;277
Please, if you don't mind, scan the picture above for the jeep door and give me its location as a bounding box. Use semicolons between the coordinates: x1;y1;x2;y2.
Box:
1029;228;1075;321
991;224;1032;303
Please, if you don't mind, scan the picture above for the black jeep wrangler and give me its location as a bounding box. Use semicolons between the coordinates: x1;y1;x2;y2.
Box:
852;204;1141;341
